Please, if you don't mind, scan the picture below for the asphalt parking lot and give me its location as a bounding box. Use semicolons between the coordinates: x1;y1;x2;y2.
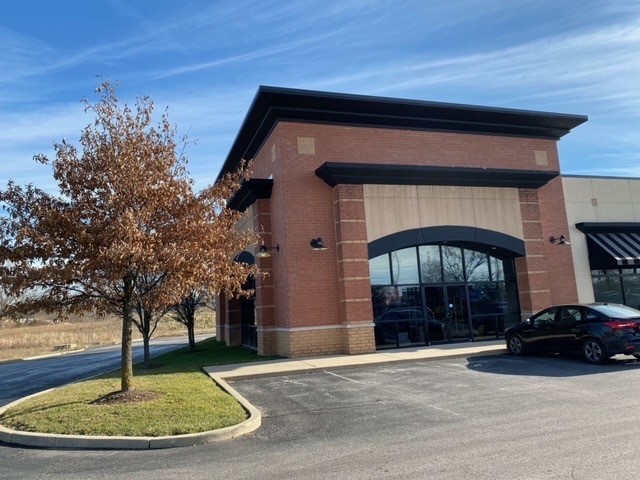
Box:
3;353;640;479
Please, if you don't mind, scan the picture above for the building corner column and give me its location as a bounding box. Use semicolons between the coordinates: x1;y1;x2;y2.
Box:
516;188;552;318
333;184;376;354
253;199;278;356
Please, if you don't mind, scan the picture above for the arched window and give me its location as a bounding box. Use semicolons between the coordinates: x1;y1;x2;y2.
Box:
369;244;520;349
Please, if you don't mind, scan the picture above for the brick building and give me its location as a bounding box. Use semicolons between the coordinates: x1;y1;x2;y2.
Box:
215;86;593;357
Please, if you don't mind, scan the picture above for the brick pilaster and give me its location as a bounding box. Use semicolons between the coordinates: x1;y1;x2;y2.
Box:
333;184;376;354
516;189;552;317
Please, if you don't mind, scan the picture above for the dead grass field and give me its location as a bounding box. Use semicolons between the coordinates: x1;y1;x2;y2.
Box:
0;310;215;362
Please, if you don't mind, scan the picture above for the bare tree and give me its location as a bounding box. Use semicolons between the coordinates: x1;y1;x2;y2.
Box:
173;290;208;353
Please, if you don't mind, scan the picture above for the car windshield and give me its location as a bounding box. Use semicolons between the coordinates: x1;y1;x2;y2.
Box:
591;303;640;319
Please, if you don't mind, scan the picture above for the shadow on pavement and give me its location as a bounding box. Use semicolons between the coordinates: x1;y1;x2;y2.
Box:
466;353;640;377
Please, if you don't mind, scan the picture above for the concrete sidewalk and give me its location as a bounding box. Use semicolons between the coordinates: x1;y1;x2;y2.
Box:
204;339;507;380
0;339;507;450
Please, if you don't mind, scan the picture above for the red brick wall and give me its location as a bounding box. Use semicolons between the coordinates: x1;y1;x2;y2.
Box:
242;121;574;355
538;176;579;305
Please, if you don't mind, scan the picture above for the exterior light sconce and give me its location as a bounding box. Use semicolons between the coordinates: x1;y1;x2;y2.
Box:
256;241;280;258
310;237;328;251
549;235;571;246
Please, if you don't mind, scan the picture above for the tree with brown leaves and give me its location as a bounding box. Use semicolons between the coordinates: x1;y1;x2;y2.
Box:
0;82;259;393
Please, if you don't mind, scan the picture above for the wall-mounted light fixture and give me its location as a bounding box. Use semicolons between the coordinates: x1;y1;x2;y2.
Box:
310;237;328;251
549;235;571;246
256;241;280;258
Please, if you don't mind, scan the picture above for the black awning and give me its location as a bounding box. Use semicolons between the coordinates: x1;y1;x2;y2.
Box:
586;232;640;268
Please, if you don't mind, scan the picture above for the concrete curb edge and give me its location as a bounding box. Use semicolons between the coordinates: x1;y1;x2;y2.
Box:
0;371;262;450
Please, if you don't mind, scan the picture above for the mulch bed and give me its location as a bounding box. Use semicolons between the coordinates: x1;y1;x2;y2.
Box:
91;390;161;405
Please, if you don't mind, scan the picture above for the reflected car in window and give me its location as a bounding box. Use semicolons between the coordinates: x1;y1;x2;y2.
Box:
505;303;640;364
374;308;447;347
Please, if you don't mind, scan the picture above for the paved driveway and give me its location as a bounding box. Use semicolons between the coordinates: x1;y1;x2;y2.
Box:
0;335;211;407
2;353;640;479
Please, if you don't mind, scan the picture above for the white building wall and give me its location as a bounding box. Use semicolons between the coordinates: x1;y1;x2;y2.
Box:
562;176;640;303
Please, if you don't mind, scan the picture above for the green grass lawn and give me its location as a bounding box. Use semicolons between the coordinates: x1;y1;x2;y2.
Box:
0;338;271;437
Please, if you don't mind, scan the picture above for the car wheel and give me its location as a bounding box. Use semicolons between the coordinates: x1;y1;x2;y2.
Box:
582;338;607;364
506;335;525;355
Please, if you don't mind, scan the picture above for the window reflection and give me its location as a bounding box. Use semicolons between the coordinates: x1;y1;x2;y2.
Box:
442;246;464;283
370;244;519;346
419;245;442;284
390;248;420;285
491;255;504;281
465;250;490;282
369;254;391;285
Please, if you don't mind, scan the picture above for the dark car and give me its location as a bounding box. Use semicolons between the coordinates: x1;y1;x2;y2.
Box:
374;307;447;346
505;303;640;364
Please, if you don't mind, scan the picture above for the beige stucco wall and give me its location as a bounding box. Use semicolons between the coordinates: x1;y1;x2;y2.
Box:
563;176;640;303
363;184;524;243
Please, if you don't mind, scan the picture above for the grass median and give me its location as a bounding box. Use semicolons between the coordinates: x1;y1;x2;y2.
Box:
0;338;271;437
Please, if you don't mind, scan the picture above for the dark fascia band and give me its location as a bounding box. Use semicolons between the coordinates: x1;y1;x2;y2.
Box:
575;222;640;234
227;178;273;212
315;162;558;189
216;86;587;182
368;225;526;259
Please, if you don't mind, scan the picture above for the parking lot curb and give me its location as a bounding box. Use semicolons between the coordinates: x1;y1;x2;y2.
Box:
0;369;261;450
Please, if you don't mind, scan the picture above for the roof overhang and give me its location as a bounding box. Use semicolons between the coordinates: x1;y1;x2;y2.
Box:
226;178;273;212
315;162;558;189
216;86;588;182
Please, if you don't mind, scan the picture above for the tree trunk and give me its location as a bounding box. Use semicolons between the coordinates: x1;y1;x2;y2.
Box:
143;333;150;367
121;274;135;392
142;310;151;368
187;323;196;352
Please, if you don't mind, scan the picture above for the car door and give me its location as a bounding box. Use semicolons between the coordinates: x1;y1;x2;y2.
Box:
526;307;559;350
554;306;584;352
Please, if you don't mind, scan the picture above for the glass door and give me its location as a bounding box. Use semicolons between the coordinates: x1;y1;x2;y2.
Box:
446;285;472;340
424;285;472;342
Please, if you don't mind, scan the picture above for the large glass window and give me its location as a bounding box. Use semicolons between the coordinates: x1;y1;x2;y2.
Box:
369;254;391;285
419;245;442;284
390;248;419;285
591;268;640;308
371;244;520;348
442;246;464;283
465;251;490;282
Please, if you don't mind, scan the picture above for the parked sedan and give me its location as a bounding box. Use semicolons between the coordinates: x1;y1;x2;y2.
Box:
505;303;640;364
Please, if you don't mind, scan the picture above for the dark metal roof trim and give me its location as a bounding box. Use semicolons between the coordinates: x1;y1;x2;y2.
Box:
315;162;558;189
575;222;640;234
216;86;588;181
227;178;273;212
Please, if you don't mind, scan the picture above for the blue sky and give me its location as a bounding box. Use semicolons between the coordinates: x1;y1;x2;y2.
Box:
1;0;639;192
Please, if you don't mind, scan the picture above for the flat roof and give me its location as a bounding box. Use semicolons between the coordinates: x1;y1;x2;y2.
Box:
216;86;588;181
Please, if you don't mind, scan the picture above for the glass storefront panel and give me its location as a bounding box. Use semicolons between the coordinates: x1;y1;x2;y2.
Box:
442;246;464;283
592;274;623;304
372;285;427;349
371;244;519;349
419;245;442;284
465;251;490;282
623;275;640;310
371;285;422;318
446;284;471;339
468;282;507;315
369;254;391;285
390;248;419;285
490;255;505;281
